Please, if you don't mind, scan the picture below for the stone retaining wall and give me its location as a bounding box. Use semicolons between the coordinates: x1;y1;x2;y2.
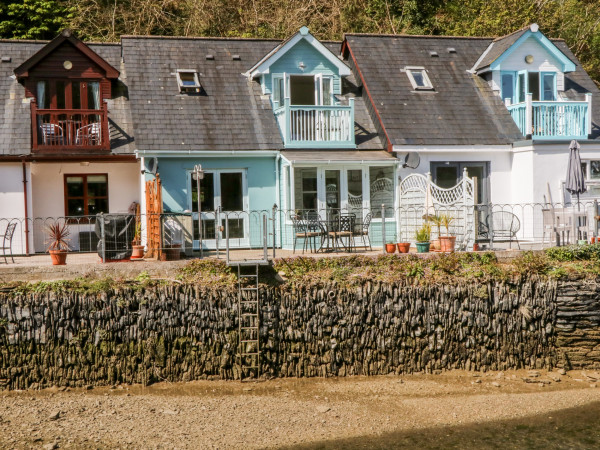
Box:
0;277;598;389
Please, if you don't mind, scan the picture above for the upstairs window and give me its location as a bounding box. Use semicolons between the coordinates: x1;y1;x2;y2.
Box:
501;71;556;104
405;67;434;91
176;70;201;93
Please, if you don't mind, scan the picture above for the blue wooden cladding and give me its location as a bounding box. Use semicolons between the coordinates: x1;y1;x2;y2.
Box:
274;99;355;148
507;99;590;140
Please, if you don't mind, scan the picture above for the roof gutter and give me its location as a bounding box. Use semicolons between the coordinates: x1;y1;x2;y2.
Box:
135;150;280;158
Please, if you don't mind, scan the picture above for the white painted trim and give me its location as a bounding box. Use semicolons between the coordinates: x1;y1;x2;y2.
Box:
392;145;511;153
286;159;397;165
470;42;494;73
135;150;280;158
245;30;351;78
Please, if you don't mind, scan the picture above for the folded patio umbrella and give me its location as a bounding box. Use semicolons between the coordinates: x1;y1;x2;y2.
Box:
565;140;586;211
422;182;436;220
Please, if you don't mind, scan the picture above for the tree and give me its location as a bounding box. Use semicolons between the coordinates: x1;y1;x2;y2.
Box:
0;0;75;39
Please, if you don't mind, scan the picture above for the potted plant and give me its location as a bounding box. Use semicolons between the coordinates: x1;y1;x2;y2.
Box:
397;241;410;253
415;223;431;253
428;214;443;251
131;221;144;260
439;214;457;252
45;222;70;265
385;235;396;253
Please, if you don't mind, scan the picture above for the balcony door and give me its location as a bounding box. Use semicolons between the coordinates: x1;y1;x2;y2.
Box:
190;169;249;249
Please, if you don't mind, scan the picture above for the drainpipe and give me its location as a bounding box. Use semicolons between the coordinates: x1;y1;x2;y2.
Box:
275;153;281;249
22;161;30;255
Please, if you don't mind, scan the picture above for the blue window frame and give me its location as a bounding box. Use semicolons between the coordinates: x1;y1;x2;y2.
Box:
541;72;556;101
517;71;527;103
501;71;516;103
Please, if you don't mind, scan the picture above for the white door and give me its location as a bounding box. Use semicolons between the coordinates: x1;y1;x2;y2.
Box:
190;170;249;249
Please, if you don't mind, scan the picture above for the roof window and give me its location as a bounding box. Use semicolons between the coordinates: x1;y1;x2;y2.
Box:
176;69;201;94
405;66;434;91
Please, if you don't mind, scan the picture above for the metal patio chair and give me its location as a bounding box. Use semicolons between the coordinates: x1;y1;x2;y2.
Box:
1;222;17;264
39;122;63;145
487;211;521;249
353;212;372;251
76;122;102;145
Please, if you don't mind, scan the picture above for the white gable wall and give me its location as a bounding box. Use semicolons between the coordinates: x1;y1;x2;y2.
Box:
0;163;30;255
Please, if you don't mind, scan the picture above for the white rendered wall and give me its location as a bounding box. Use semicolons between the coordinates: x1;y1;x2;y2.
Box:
29;162;140;252
0;163;29;255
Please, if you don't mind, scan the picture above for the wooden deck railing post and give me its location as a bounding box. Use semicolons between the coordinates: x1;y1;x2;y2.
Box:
586;93;593;138
31;101;38;149
525;93;533;138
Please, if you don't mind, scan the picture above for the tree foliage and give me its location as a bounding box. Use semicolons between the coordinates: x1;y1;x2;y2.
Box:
1;0;600;82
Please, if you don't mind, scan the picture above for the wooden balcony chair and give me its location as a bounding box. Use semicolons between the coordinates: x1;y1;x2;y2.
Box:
1;222;17;264
39;123;63;145
75;122;102;146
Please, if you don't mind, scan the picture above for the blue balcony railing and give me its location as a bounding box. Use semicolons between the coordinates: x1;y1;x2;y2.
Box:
507;94;592;140
273;99;355;148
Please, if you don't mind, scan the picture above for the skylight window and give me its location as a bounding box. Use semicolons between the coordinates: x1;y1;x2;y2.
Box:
176;70;201;93
405;66;434;91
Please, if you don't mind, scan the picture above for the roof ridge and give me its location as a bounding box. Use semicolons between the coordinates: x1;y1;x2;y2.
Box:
120;35;281;42
491;26;529;43
344;33;494;40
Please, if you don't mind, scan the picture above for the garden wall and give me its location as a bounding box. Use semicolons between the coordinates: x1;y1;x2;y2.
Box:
0;277;598;389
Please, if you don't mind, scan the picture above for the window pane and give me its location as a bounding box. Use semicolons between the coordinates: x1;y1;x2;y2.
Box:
56;81;66;109
87;81;100;109
87;175;107;197
179;72;197;86
347;169;363;215
501;73;514;103
220;172;243;211
542;73;555;101
72;81;81;109
435;166;459;189
411;71;425;87
369;167;394;218
591;161;600;179
222;217;244;238
88;197;108;214
66;176;84;197
67;199;84;216
517;73;526;103
294;168;317;212
325;170;340;210
528;72;539;101
323;77;332;105
197;172;214;211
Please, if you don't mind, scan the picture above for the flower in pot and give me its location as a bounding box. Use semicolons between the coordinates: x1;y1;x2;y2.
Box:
428;214;443;251
415;223;431;253
131;222;144;260
385;235;397;253
45;222;70;265
439;214;457;252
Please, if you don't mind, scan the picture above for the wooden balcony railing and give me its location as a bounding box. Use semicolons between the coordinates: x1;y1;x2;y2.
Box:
31;101;110;152
273;99;355;148
506;93;592;140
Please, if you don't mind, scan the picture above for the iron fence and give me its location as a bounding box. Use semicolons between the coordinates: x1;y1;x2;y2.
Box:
1;200;599;265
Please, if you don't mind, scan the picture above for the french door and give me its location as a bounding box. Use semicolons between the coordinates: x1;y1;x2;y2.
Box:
430;162;489;204
190;169;249;249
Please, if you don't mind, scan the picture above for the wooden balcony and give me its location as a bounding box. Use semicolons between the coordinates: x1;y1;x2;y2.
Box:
31;101;110;152
506;93;592;140
273;99;355;148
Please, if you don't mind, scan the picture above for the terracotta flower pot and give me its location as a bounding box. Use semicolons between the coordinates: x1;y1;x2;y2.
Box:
439;236;456;252
385;243;396;253
49;249;67;265
131;244;145;260
397;242;410;253
430;239;441;251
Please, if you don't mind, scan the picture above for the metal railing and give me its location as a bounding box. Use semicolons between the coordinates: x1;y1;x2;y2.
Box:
1;201;599;265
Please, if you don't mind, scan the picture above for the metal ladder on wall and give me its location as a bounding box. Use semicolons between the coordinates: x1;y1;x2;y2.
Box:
237;263;260;379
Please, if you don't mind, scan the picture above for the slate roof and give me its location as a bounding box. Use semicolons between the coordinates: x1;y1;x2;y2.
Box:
0;40;134;156
121;36;382;152
472;27;528;72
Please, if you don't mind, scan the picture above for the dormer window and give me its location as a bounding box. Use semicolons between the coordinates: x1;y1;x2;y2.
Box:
176;70;201;93
405;67;433;91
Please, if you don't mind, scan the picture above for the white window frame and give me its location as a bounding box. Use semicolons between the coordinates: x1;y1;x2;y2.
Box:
404;66;434;91
176;69;201;93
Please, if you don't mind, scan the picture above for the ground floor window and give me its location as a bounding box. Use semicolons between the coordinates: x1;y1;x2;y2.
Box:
292;165;395;217
430;162;489;204
64;174;108;216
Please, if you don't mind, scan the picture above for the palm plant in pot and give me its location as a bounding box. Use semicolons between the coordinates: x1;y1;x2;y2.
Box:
45;222;70;265
439;214;457;252
131;221;144;260
428;214;443;251
415;223;431;253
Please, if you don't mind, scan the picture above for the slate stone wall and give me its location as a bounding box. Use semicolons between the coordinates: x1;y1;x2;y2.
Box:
0;278;598;389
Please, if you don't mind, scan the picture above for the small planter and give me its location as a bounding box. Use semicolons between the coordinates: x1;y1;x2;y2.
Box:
397;242;410;253
385;243;396;253
415;242;430;253
131;244;145;260
439;236;456;252
49;249;67;265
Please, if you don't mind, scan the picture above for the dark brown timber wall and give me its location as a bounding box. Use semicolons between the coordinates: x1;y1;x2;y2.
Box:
0;278;599;389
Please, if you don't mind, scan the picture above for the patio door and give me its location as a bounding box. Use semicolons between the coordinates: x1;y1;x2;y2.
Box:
190;169;249;249
431;162;489;204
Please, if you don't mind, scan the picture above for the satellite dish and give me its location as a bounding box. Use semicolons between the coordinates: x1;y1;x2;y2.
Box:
402;152;420;169
147;157;158;175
